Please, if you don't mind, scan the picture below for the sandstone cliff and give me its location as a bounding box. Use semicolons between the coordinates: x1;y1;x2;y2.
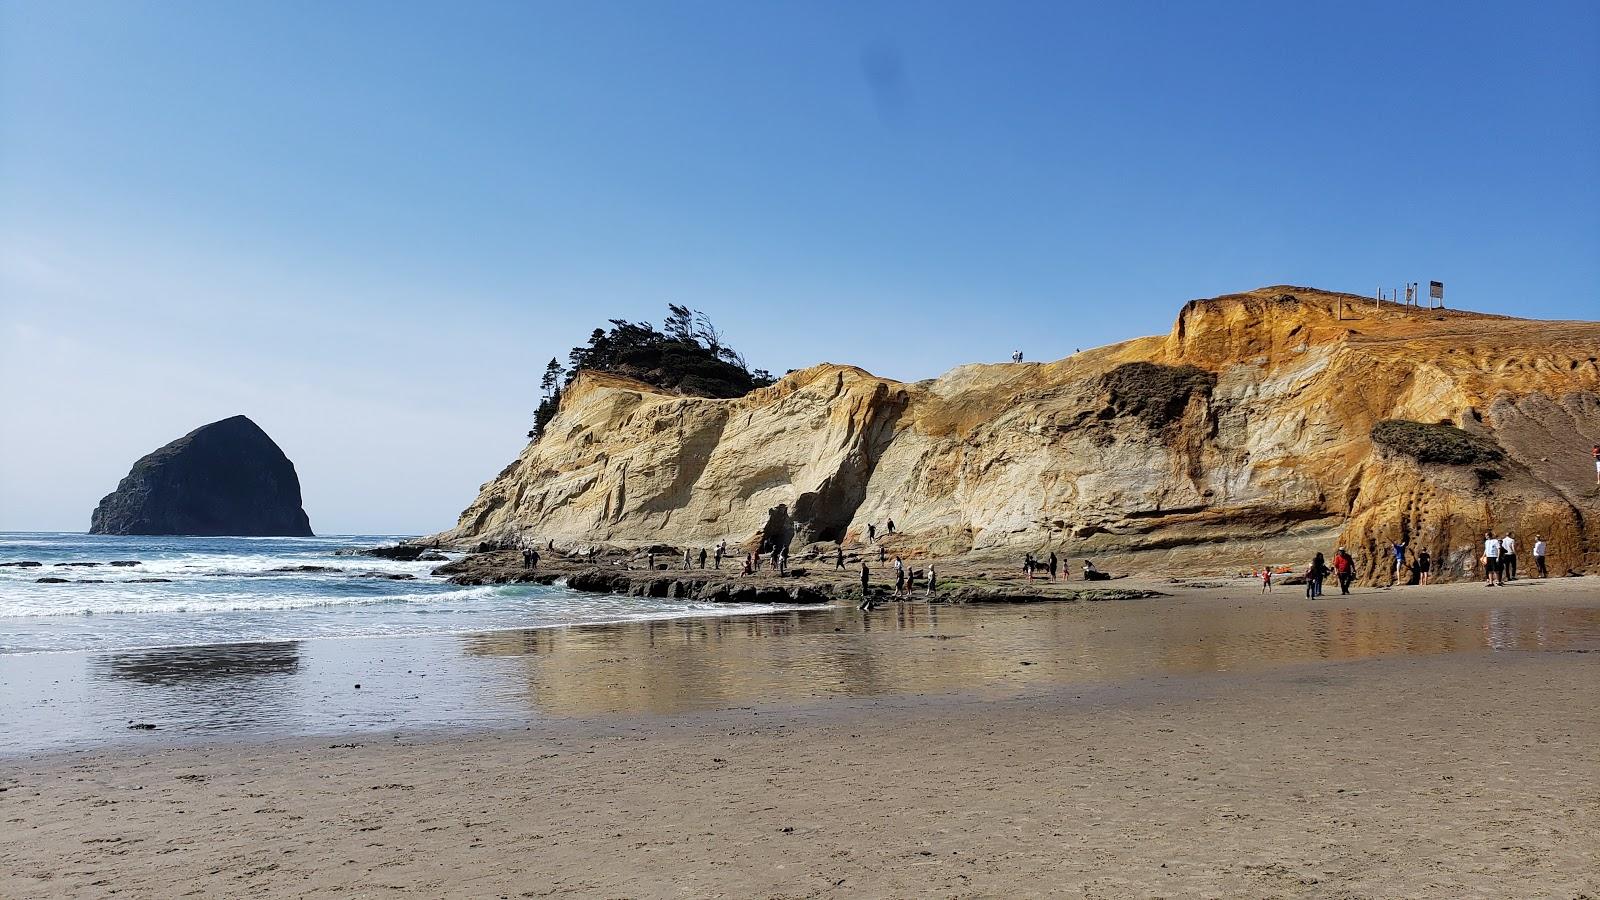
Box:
91;415;314;537
435;288;1600;582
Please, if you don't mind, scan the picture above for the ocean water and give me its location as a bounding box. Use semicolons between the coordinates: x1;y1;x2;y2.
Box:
0;532;794;654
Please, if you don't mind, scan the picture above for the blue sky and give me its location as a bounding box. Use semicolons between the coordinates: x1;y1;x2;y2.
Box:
2;1;1596;534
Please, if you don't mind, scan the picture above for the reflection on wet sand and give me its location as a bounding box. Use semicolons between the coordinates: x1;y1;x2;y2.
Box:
91;643;303;733
98;642;302;685
5;591;1596;754
461;601;1600;717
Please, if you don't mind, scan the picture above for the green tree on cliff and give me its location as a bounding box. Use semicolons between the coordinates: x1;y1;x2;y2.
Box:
530;307;773;442
528;358;566;440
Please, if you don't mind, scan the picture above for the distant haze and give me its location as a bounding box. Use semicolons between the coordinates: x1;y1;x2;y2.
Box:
2;1;1596;533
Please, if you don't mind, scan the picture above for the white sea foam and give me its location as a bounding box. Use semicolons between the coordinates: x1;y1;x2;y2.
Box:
0;533;812;654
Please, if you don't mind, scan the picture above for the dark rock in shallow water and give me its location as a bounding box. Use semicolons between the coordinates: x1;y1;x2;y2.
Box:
0;561;42;568
108;560;141;567
127;578;173;583
418;551;448;561
270;565;343;573
362;545;428;561
89;415;313;537
34;577;71;583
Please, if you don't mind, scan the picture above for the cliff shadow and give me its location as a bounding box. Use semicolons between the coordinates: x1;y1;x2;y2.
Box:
790;384;909;544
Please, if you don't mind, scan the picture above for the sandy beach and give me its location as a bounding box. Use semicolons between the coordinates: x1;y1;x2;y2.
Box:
4;578;1598;898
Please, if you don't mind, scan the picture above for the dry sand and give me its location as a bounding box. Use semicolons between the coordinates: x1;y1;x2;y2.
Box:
3;580;1598;899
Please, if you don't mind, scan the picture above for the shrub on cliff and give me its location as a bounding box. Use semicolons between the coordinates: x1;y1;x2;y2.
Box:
530;306;774;440
1371;419;1504;465
1100;362;1217;427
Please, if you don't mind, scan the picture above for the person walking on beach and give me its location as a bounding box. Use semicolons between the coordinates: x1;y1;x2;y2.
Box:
1025;553;1035;581
836;544;845;569
1333;548;1352;594
858;562;872;610
1048;551;1058;581
893;556;905;594
926;563;937;597
1261;566;1273;593
1305;553;1327;599
1483;532;1503;586
1501;532;1517;581
1533;535;1548;578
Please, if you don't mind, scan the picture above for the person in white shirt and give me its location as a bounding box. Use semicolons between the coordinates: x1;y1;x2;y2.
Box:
1501;533;1518;581
1483;532;1503;586
1533;536;1548;578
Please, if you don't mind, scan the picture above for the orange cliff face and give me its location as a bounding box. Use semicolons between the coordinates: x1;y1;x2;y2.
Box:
435;287;1600;583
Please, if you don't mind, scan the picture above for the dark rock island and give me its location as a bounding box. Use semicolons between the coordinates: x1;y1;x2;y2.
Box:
90;415;314;536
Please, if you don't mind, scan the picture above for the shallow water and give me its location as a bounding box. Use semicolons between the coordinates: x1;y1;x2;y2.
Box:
3;596;1597;754
0;533;792;652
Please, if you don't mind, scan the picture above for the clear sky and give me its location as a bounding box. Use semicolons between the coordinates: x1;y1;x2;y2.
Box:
2;1;1597;534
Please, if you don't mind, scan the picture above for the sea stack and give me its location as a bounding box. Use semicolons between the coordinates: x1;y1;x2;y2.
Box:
90;415;314;536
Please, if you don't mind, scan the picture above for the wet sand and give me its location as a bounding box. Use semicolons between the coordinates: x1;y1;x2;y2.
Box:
3;578;1599;898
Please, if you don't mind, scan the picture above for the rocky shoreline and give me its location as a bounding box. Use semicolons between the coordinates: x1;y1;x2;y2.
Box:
430;548;1164;606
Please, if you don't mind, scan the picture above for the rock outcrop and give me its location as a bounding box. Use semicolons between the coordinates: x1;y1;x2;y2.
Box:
90;415;314;536
434;288;1600;583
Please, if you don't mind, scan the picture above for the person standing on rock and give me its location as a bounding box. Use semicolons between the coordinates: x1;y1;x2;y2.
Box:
523;547;539;569
836;544;845;569
714;544;723;569
1533;535;1548;578
1483;532;1503;586
683;548;692;570
867;523;876;544
698;548;707;570
778;548;788;575
893;556;905;593
1390;539;1407;584
1500;533;1517;581
742;553;753;576
887;519;895;535
926;563;937;597
1024;553;1035;582
878;544;886;563
646;550;655;570
859;563;872;610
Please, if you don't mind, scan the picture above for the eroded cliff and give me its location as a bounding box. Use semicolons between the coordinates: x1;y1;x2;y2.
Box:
436;288;1600;582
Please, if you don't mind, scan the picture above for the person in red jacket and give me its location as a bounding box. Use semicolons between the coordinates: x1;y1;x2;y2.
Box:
1333;547;1354;595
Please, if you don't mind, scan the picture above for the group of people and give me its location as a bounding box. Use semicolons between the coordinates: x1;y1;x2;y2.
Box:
1481;531;1549;585
1020;552;1108;581
1256;530;1554;595
859;554;939;610
1261;548;1357;597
